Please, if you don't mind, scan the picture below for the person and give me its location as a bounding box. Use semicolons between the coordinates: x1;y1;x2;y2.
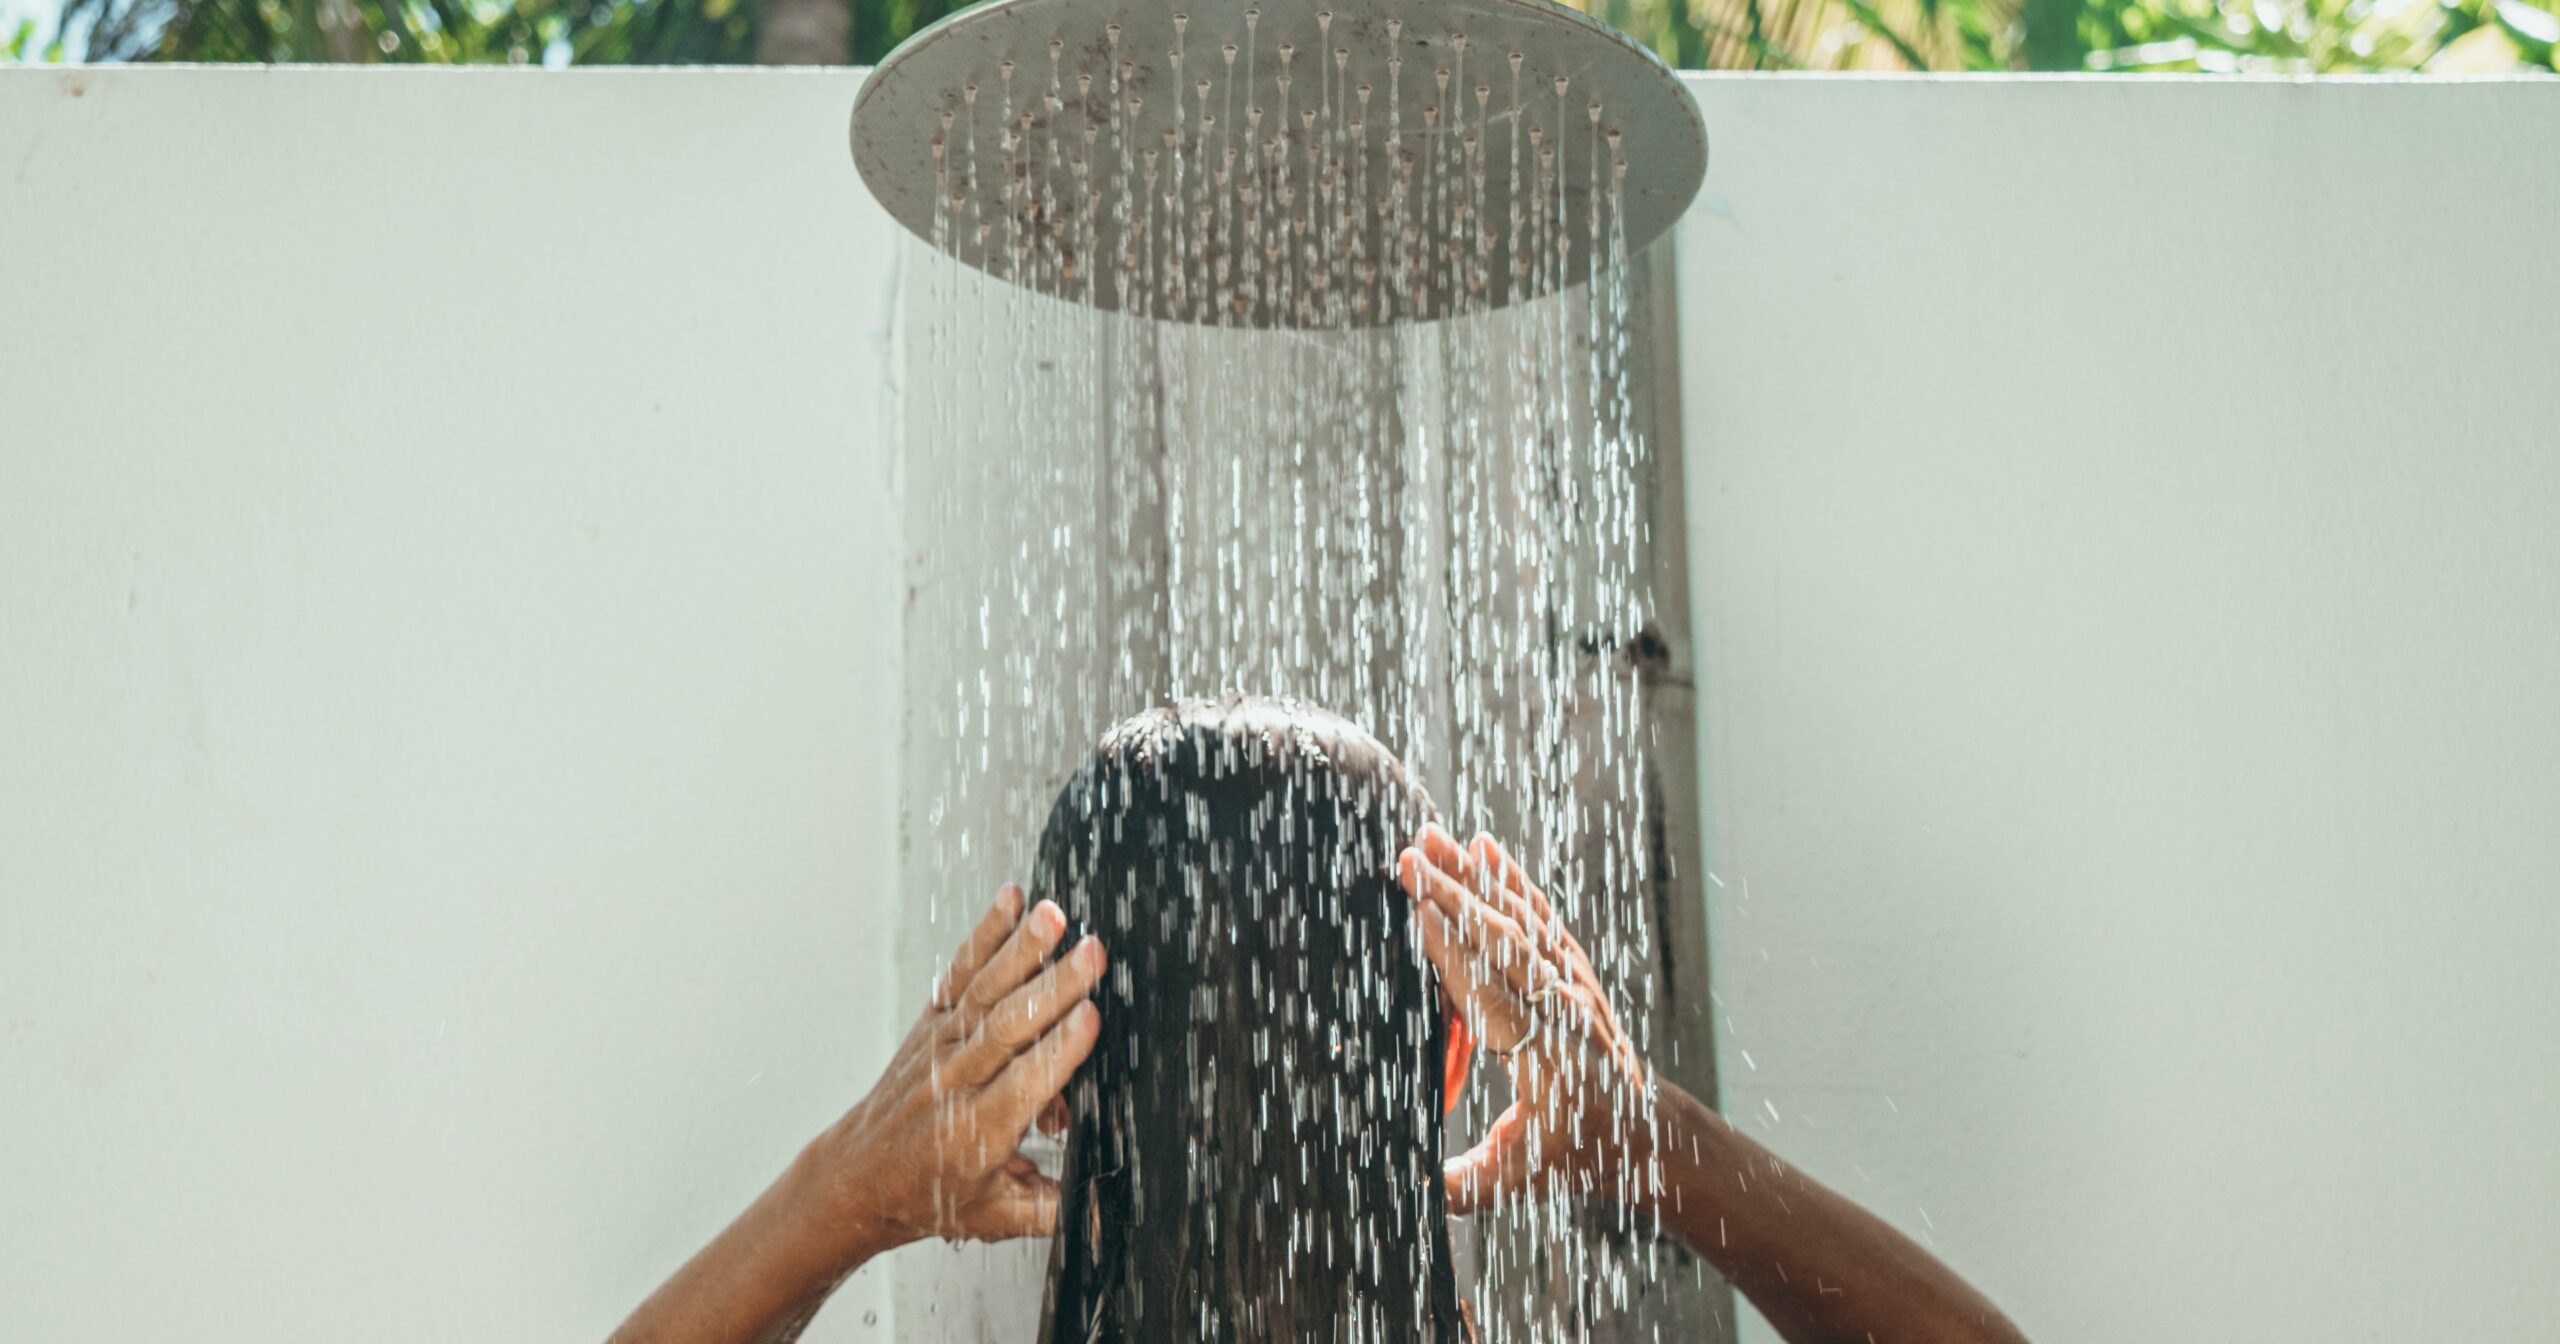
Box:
612;697;2027;1344
1031;698;1466;1342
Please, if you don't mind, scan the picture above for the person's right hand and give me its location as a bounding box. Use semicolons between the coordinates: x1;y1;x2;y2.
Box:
606;890;1105;1344
801;884;1105;1258
1398;825;1652;1215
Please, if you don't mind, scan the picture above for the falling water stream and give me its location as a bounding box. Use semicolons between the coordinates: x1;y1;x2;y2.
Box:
887;11;1721;1338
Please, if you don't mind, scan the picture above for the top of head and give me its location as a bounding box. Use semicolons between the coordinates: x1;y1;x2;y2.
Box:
1034;693;1438;909
850;0;1706;328
1093;692;1416;787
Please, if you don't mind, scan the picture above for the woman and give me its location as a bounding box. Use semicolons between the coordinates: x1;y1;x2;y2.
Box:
1030;697;1467;1342
614;697;2026;1344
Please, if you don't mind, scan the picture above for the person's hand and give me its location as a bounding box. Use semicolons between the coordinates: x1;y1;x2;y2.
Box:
1397;825;1651;1214
606;889;1104;1344
802;884;1105;1258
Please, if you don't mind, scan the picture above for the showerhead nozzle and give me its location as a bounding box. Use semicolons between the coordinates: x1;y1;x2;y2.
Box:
851;0;1706;329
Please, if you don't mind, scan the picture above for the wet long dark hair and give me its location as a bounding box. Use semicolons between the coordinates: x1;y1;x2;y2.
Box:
1033;695;1467;1344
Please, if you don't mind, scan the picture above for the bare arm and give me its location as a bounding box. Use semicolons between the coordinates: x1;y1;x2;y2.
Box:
610;886;1105;1344
1399;826;2026;1344
607;1144;892;1344
1647;1078;2026;1344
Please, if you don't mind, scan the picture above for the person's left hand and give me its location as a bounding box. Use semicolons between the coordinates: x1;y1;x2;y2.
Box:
1399;826;1650;1215
802;884;1106;1259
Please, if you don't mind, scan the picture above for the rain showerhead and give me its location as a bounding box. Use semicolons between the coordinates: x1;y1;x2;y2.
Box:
851;0;1705;328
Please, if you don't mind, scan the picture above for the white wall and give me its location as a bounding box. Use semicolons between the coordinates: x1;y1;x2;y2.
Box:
0;67;906;1342
8;65;2560;1344
1678;75;2560;1344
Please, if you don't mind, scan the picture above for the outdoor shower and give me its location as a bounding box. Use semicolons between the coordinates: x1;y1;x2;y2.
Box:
852;2;1718;1339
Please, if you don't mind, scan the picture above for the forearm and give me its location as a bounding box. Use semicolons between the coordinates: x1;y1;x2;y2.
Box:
611;887;1091;1343
610;1142;895;1344
1645;1083;2026;1344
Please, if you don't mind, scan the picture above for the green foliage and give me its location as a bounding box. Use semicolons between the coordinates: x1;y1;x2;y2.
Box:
853;0;955;58
56;0;756;63
1577;0;2558;70
5;14;65;57
25;0;2560;69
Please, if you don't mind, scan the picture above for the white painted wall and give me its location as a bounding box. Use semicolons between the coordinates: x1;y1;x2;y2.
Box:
0;67;906;1343
7;65;2558;1344
1678;75;2560;1344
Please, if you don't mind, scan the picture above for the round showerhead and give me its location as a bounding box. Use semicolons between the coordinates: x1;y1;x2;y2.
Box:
851;0;1705;328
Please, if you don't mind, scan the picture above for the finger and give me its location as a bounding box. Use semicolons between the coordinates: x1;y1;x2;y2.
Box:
980;1000;1102;1137
936;885;1025;1009
1420;825;1520;916
1539;912;1616;1018
1414;897;1490;1013
952;933;1107;1087
1443;1105;1537;1215
1423;827;1547;947
1403;844;1510;935
972;1169;1062;1241
959;897;1070;1023
1416;825;1480;893
1440;876;1628;1080
1419;842;1632;1080
1466;832;1530;900
1415;894;1532;1054
1405;849;1545;991
1400;844;1464;921
1470;833;1556;927
1037;1093;1070;1136
1461;837;1600;1009
1402;849;1545;996
1457;834;1566;970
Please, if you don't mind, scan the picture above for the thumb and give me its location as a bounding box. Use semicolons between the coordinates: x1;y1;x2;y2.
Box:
1442;1106;1534;1215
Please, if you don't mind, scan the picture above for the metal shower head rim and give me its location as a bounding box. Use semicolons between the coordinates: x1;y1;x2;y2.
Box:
851;0;1708;328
